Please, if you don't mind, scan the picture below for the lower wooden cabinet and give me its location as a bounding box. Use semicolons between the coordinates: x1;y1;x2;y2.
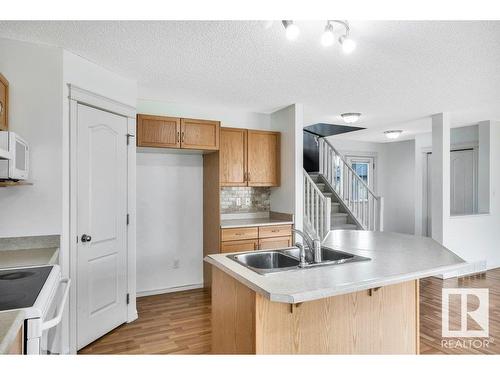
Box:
221;239;259;253
220;224;293;253
259;236;292;250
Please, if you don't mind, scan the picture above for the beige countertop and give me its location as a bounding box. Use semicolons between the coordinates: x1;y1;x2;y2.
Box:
205;230;465;303
220;217;294;229
0;310;25;354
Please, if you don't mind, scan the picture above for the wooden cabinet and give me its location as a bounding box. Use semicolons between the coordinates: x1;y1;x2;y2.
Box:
0;73;8;131
247;130;280;187
220;224;292;252
137;114;180;148
221;239;259;253
219;128;280;187
181;118;220;150
221;227;259;242
137;114;220;151
259;236;292;250
220;128;247;186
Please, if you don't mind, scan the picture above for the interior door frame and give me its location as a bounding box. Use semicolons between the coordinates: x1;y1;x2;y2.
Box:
67;84;137;354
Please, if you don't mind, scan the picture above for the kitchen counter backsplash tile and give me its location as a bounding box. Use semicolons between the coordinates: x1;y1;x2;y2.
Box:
220;187;270;214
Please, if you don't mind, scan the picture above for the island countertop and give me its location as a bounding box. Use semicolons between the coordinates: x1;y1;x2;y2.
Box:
204;230;466;303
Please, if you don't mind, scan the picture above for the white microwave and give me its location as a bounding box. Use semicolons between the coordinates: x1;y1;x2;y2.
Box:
0;131;29;180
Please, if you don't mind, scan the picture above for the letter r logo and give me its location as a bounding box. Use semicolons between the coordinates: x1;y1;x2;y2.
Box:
442;288;489;338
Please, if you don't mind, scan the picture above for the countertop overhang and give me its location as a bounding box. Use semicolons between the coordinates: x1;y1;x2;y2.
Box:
205;230;466;303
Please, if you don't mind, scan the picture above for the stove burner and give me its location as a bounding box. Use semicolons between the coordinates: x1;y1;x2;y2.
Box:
0;271;35;281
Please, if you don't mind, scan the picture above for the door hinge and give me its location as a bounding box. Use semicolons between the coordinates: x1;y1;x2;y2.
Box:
126;213;130;225
126;133;135;145
76;235;79;243
126;293;130;305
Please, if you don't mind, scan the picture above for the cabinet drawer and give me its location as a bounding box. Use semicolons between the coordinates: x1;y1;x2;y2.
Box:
258;225;292;238
221;227;258;241
258;236;292;251
220;239;259;253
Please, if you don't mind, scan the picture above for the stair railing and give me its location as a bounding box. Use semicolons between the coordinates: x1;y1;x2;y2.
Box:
303;169;331;240
318;138;384;231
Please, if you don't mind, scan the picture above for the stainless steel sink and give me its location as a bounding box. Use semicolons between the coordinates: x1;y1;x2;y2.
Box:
227;246;370;275
229;251;299;274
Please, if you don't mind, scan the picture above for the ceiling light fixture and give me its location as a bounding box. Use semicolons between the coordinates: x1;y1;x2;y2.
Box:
333;20;356;54
321;21;335;47
341;112;361;124
282;20;300;41
384;130;403;139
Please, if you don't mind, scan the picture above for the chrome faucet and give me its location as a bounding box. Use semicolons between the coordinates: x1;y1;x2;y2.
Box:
292;228;322;266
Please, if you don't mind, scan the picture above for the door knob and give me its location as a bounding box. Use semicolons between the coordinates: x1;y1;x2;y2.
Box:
81;234;92;243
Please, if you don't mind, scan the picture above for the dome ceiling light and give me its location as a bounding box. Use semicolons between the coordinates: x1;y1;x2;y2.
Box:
341;112;361;124
384;130;403;139
282;20;356;54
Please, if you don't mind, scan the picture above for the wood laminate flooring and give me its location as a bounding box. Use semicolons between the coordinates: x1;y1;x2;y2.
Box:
79;269;500;355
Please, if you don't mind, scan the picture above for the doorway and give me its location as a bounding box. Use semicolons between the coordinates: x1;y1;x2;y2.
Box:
422;148;478;237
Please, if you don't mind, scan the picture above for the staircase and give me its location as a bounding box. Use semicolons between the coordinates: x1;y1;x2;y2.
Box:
303;137;384;240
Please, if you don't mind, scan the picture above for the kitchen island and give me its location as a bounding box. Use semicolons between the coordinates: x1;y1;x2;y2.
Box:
204;230;465;354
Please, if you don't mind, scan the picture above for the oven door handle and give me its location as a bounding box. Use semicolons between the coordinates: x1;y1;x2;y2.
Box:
41;277;71;331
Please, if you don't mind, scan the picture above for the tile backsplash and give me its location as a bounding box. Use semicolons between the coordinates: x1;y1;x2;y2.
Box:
220;187;271;214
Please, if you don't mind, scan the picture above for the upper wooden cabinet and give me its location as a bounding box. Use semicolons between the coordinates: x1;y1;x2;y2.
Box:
247;130;280;187
137;114;220;151
181;118;220;150
137;114;180;148
220;128;247;186
0;73;9;131
219;128;280;187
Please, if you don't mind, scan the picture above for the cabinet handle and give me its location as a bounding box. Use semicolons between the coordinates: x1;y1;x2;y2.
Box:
244;172;248;182
271;229;279;233
177;131;180;143
247;172;251;181
181;132;185;142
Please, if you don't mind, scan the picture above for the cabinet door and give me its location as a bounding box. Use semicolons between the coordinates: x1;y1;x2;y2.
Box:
220;239;259;253
247;130;280;187
258;236;292;250
137;114;180;148
220;128;247;186
181;118;220;150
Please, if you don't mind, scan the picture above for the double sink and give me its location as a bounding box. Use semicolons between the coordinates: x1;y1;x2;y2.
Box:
227;246;370;275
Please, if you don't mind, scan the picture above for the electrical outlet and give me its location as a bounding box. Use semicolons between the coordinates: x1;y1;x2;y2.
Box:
173;259;180;269
236;197;242;206
245;197;251;205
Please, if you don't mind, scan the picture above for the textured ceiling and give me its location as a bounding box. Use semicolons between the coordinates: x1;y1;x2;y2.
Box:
0;20;499;140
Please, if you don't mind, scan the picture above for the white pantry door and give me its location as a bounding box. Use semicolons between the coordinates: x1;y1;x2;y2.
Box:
77;104;128;350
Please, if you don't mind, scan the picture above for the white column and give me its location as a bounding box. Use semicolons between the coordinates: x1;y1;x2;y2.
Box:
431;113;450;244
477;121;491;214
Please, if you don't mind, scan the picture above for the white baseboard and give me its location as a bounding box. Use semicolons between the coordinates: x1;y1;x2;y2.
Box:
438;260;488;279
136;283;204;297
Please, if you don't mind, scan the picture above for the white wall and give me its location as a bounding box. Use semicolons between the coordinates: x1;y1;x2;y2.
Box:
136;151;203;295
269;104;303;231
0;38;63;237
137;99;271;130
382;140;416;234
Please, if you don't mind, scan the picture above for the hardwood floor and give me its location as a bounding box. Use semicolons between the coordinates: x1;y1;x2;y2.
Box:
79;269;500;355
78;288;211;354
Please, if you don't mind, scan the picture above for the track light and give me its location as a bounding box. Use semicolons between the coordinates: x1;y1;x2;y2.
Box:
339;35;356;54
282;20;300;41
321;22;335;47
